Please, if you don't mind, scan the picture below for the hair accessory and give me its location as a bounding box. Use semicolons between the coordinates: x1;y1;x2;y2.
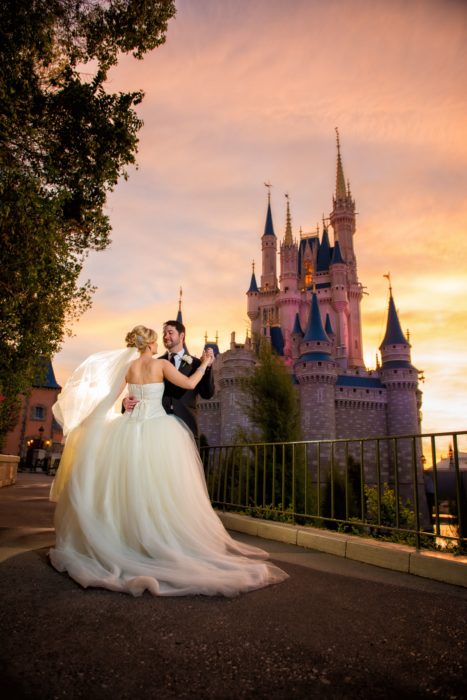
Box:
136;334;143;343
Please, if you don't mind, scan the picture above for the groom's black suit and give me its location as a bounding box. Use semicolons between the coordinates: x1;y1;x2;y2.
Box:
160;352;214;437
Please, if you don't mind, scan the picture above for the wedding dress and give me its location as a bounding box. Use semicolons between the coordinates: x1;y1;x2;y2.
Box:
49;349;288;597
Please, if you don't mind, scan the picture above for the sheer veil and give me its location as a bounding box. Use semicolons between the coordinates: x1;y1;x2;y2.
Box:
50;347;138;501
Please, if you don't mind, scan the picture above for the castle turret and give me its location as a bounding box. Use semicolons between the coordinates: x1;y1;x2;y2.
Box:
260;190;278;292
330;239;350;369
324;313;336;358
246;261;260;337
378;286;426;518
294;293;337;440
290;312;303;360
329;130;364;368
218;332;257;443
278;195;301;340
379;290;420;439
329;129;357;282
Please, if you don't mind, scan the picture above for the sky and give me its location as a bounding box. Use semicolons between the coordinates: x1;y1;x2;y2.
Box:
53;0;467;435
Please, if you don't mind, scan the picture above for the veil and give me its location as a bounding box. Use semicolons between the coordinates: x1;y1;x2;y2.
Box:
50;347;138;501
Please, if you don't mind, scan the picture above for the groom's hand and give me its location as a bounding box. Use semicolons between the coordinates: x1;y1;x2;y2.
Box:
123;395;139;411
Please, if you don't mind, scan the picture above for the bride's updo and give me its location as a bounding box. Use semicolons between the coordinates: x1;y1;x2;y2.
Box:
125;325;157;352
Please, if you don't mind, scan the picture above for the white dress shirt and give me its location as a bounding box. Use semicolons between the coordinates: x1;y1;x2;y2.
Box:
169;350;184;370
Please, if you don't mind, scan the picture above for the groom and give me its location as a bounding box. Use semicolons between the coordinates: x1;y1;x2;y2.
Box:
124;320;214;438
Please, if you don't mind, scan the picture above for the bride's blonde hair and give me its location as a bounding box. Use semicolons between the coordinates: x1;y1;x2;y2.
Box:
125;325;157;352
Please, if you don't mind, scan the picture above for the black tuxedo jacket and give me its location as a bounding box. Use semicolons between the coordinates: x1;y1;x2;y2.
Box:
160;352;215;437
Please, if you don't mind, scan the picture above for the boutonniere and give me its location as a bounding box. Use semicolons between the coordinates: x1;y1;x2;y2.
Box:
181;354;193;365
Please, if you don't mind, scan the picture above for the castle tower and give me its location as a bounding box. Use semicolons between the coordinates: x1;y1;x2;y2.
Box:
329;128;357;280
378;285;427;522
218;332;257;443
260;188;278;292
330;240;350;369
329;130;364;368
290;312;303;361
246;261;260;337
324;313;336;358
379;289;421;439
278;195;300;342
294;293;337;440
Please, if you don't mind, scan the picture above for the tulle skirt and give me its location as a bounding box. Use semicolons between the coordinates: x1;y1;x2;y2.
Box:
50;413;288;597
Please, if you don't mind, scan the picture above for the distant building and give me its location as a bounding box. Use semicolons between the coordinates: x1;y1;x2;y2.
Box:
3;360;63;469
197;133;425;501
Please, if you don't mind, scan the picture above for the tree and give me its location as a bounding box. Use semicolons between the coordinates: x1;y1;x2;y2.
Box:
241;339;301;445
0;0;176;446
239;339;303;510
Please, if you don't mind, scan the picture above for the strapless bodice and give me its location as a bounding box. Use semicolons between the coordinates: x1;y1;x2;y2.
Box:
126;383;166;420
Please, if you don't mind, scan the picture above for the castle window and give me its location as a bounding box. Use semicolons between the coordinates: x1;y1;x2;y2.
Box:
304;261;313;287
31;405;46;421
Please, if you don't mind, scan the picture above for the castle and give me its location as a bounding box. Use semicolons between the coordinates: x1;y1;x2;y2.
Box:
197;133;423;475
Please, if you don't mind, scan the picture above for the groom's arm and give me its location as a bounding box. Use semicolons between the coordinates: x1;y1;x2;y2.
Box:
191;356;214;400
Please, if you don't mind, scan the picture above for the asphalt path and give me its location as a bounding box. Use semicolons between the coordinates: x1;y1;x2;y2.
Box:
0;474;466;699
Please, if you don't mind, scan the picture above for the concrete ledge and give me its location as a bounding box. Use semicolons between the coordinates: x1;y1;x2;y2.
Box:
409;551;467;588
0;454;19;488
217;511;467;588
218;511;259;536
297;528;347;557
256;521;298;545
346;538;410;573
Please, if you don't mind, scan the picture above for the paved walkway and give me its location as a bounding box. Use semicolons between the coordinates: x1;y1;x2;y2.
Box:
0;474;466;699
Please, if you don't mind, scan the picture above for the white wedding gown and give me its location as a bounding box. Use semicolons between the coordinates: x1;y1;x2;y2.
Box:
50;382;288;597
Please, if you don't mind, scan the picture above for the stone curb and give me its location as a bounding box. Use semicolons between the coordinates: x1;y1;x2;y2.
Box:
218;511;467;589
0;454;19;488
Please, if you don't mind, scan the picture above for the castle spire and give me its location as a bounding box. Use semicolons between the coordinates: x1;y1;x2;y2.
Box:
335;127;347;200
303;293;330;343
260;185;278;290
379;277;409;349
284;193;293;245
263;182;275;237
176;286;183;324
247;260;259;293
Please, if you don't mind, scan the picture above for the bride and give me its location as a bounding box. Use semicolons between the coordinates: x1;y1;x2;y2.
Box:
49;325;288;597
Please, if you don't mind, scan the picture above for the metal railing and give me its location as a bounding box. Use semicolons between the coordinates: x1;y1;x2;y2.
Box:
201;430;467;551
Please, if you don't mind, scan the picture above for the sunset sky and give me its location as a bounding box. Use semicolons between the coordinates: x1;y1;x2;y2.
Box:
53;0;467;434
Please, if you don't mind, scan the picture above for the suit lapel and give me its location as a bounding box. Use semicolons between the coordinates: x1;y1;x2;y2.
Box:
178;361;192;376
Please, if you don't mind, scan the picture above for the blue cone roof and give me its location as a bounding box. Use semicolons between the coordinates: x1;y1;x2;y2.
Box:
325;313;334;336
247;271;259;293
331;240;345;265
270;326;284;356
380;294;408;348
316;228;331;271
292;312;303;336
303;293;330;343
263;201;275;237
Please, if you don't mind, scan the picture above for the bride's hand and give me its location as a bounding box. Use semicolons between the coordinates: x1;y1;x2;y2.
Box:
201;348;214;367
